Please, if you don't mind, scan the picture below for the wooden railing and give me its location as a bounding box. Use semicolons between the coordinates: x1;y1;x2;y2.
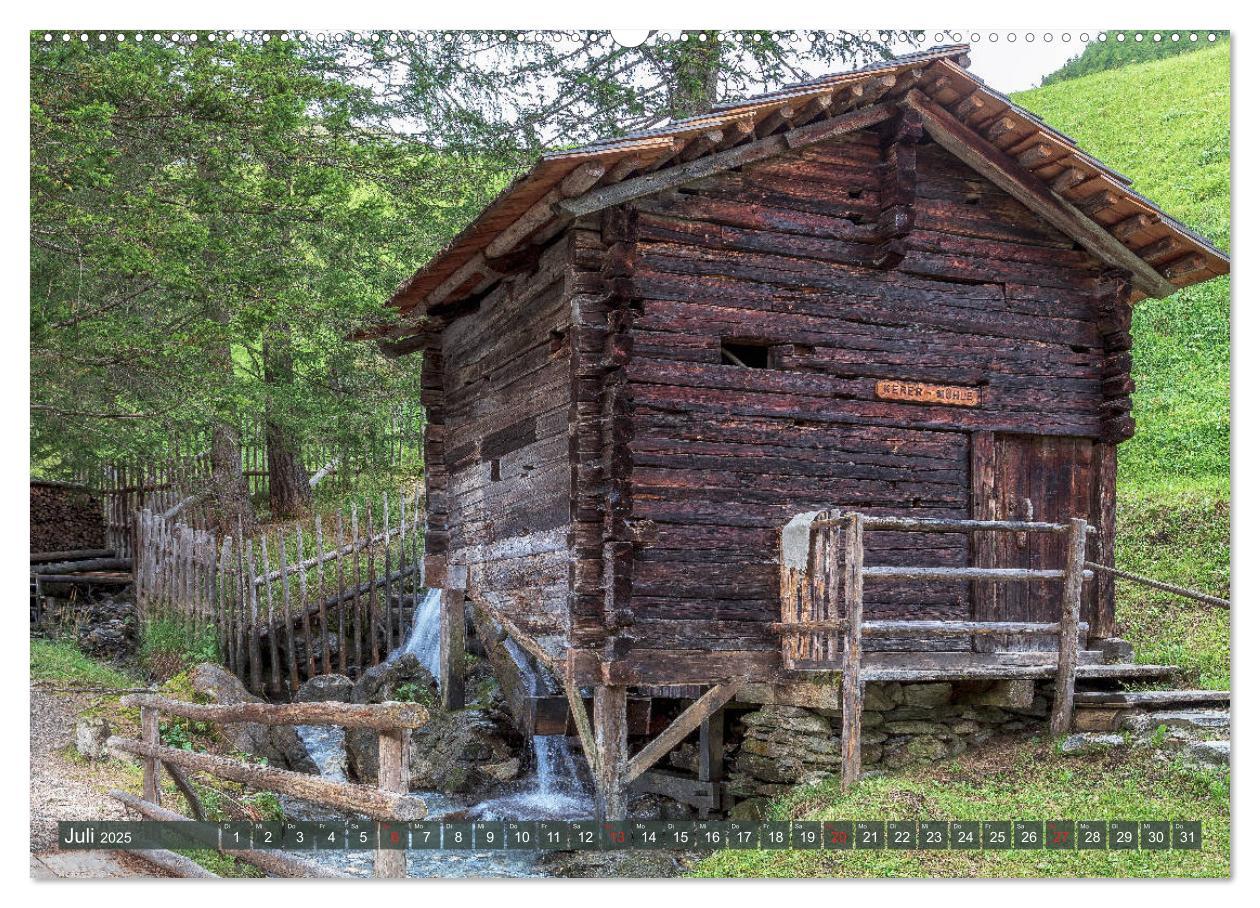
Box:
107;695;429;878
780;510;1091;787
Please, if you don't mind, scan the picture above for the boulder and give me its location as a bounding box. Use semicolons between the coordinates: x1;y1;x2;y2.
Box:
75;717;111;761
344;655;516;795
189;663;317;773
297;673;353;704
350;654;436;706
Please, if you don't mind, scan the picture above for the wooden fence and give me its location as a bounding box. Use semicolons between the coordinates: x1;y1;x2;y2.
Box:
134;486;426;696
109;694;428;878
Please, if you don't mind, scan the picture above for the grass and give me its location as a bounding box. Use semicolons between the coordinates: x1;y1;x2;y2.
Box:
1014;41;1231;494
1015;41;1231;686
692;737;1228;878
31;638;141;688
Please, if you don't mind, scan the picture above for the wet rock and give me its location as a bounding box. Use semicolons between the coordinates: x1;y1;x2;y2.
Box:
480;757;521;783
297;674;353;704
346;706;518;795
75;717;111;760
189;663;317;773
350;654;437;705
1059;733;1124;754
536;849;684;878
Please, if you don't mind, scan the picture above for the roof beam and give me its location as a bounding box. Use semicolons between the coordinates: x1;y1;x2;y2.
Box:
903;89;1176;299
557;102;899;221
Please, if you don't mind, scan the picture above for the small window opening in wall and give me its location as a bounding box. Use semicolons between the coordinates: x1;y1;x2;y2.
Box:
847;188;863;200
721;340;770;369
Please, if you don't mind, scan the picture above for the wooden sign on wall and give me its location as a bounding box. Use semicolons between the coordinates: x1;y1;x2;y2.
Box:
875;379;980;407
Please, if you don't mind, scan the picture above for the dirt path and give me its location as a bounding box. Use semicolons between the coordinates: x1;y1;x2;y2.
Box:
28;686;168;877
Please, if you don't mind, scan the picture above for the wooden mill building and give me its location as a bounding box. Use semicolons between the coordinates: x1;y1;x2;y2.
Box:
372;46;1229;817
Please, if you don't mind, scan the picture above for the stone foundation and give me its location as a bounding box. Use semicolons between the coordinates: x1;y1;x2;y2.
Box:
728;680;1053;799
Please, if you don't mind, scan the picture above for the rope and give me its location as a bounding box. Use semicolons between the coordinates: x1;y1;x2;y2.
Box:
1085;561;1229;609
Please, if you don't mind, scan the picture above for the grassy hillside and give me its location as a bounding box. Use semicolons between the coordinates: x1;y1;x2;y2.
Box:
1016;43;1231;687
1041;32;1226;87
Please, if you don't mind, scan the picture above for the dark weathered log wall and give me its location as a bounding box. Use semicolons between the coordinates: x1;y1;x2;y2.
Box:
623;130;1118;655
435;239;574;636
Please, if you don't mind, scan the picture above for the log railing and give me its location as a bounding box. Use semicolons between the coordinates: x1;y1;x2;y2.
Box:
108;694;429;878
780;510;1092;787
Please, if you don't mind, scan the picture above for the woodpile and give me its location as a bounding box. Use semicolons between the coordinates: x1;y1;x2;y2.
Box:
29;481;104;553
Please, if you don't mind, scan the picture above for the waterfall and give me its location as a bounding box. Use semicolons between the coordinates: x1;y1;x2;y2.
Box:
469;639;592;819
392;587;443;679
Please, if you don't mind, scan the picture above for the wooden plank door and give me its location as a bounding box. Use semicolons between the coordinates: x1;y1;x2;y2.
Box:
972;432;1095;651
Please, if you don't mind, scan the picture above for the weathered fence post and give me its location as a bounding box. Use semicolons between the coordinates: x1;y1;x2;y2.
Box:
840;512;865;788
375;727;411;879
1051;517;1089;736
141;705;161;805
439;565;467;711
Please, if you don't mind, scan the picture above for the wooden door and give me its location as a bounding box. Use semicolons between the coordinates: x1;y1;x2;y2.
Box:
972;433;1095;651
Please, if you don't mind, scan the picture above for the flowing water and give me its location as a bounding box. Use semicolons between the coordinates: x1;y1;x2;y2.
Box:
291;588;592;876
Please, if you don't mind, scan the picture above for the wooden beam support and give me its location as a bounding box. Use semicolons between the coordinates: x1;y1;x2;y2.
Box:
375;728;410;878
558;103;898;220
840;514;864;787
624;677;743;785
439;565;467;711
904;90;1176;298
593;685;628;821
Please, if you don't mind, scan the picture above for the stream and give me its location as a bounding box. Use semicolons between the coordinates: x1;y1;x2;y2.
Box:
289;587;594;878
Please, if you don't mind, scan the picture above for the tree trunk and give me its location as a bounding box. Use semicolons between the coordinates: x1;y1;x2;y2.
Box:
668;31;723;119
209;420;255;539
263;329;312;520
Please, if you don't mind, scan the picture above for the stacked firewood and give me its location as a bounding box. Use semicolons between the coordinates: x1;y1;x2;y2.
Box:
30;481;105;553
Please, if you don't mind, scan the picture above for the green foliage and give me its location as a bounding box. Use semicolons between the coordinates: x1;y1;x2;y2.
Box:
1114;488;1230;688
393;680;436;707
140;618;218;681
1041;33;1226;86
30;638;139;687
692;741;1228;877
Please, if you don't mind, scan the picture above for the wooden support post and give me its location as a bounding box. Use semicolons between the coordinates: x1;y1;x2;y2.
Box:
375;728;410;879
1051;517;1088;736
439;566;467;711
593;684;628;821
625;678;743;785
141;705;161;805
698;709;725;784
840;513;865;787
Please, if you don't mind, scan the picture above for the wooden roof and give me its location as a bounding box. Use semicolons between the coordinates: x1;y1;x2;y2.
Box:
378;45;1228;337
